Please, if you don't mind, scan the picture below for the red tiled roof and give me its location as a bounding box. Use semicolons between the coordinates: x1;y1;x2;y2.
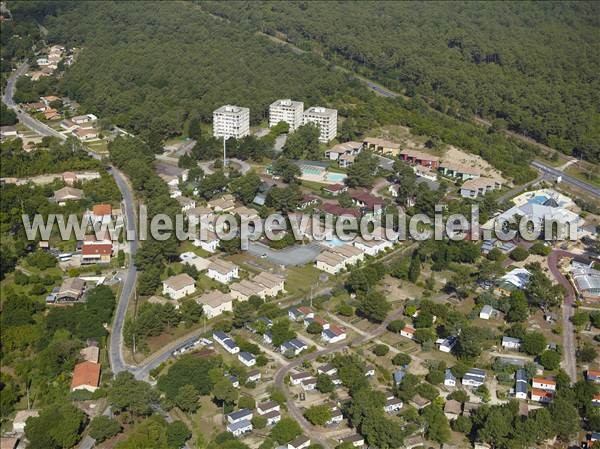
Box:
324;183;346;192
320;203;360;217
350;190;386;209
82;243;112;256
71;361;100;390
93;204;112;216
532;377;556;385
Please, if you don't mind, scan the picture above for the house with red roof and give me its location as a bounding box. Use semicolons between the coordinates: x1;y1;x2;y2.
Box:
322;184;348;196
71;361;101;392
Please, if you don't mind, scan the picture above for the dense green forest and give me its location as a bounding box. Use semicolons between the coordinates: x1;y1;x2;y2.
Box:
202;1;600;163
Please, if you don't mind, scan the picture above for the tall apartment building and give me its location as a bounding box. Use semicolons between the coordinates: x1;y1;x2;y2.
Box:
303;106;337;143
213;105;250;140
269;99;304;131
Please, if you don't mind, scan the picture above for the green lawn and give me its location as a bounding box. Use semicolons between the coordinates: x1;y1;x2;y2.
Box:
284;264;323;297
178;240;211;258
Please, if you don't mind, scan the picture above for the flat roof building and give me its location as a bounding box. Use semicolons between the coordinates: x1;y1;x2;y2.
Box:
303;106;337;143
269;99;304;131
213;105;250;140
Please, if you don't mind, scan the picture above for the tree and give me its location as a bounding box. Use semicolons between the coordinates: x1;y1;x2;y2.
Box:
530;242;551;256
577;343;597;363
238;396;256;410
549;398;580;441
88;416;121;443
452;415;472;434
507;290;529;322
392;353;411;366
306;321;323;335
316;373;334;393
0;103;17;126
188;116;201;140
304;405;332;426
230;171;262;204
213;378;239;406
509;247;529;262
271;417;302;444
252;415;268;429
456;326;490;358
271;158;301;183
373;344;389;356
271;319;296;347
179;298;204;326
282;124;320;159
167;421;191;449
387;319;406;333
346;150;378;188
447;390;469;403
539;350;561;370
109;371;158;417
357;291;390;322
338;303;353;317
175;384;200;413
25;403;87;449
408;256;420;283
233;301;255;328
422;404;451;443
522;331;547;356
571;311;589;327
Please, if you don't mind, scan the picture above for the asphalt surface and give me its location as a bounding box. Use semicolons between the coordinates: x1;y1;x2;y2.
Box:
531;160;599;199
247;241;322;266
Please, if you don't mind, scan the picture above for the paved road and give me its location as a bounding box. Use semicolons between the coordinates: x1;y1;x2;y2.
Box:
546;249;596;382
273;306;408;448
247;241;322;266
531;160;599;199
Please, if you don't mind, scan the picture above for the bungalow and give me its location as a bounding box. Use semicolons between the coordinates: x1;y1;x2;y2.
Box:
176;196;196;212
298;194;320;210
208;194;235;212
409;394;431;410
315;251;347;274
325;141;362;160
444;399;462;420
57;277;86;302
281;338;308;356
179;252;211;272
230;279;266;302
301;377;317;391
317;364;337;376
444;369;457;387
462;368;486;388
338;153;356;168
73;128;99;141
328;408;344;425
207;259;239;284
290;371;312;385
12;410;39;434
227;409;253;424
502;336;522;350
399;149;440;169
350;190;386;215
363;137;401;157
400;325;416;340
288;436;311;449
338;434;364;448
460;177;502;199
304;315;329;330
531;388;553;403
384;397;403;413
257;401;280;415
479;305;494;320
263;332;273;345
322;326;346;344
70;361;101;392
81;243;113;264
353;236;395;256
88;203;113;226
193;230;220;253
532;377;556;392
515;369;528;400
586;369;600;383
227;420;252;437
80;345;100;363
322;183;348;196
497;268;532;294
162;273;196;300
289;306;314;321
196;290;233;319
437;336;457;353
238;351;256;367
213;331;239;354
263;410;281;426
54;186;84;205
439;161;480;181
254;272;286;297
71;114;98;124
247;370;261;383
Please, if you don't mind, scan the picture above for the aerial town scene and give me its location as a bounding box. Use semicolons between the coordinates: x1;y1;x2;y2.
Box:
0;2;599;449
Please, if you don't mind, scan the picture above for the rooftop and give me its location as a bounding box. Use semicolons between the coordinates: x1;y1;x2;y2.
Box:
163;273;195;291
71;361;101;390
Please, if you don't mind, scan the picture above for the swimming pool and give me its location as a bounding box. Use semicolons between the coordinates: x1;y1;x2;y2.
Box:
301;165;325;176
325;172;347;182
529;195;549;205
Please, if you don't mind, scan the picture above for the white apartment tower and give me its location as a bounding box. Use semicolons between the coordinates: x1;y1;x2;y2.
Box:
213;105;250;140
269;99;304;131
303;106;337;143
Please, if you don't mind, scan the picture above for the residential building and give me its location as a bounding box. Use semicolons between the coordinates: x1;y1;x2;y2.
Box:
73;128;98;141
12;410;39;434
353;235;395;256
322;183;348;196
393;370;406;385
301;377;317;391
70;361;101;392
437;336;457;353
193;230;220;253
213;105;250;139
71;114;98;124
531;388;553;403
179;252;211;272
444;369;457;387
269;99;304;131
325;141;362;161
288;436;311;449
322;326;346;344
207;194;235;212
238;351;256;367
207;259;239;284
329;243;364;265
162;273;196;300
290;371;312;385
444;399;462;420
230;279;266;302
439;161;481;181
176;196;196;212
384;397;403;413
57;277;86;301
317;364;337;376
1;125;18;138
227;409;253;424
298;194;319;210
413;165;438;181
319;203;360;218
263;410;281;426
571;261;600;298
247;370;261;383
502;336;522;350
515;369;528;399
364;366;376;377
88;203;113;226
1;436;18;449
328;408;343;425
81;243;113;264
363;137;401;157
350;190;386;215
338;435;364;448
213;331;239;354
254;272;286;297
227;420;252;437
460;177;502;198
257;401;280;415
399;149;440;169
586;369;600;384
304;315;329;330
479;304;494;320
303;106;337;142
315;251;347;274
198;290;233;319
497;268;532;294
462;368;486;387
280;338;308;356
80;346;100;363
54;186;84;205
409;394;431;410
289;306;314;321
400;325;416;340
532;377;556;391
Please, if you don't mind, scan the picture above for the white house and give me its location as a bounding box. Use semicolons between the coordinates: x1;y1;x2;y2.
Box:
207;259;239;284
213;331;239;354
400;325;416;340
437;336;457;353
263;410;281;426
317;364;337;376
290;371;312;385
328;409;344;425
179;252;211;272
301;377;317;391
227;408;253;424
322;326;346;344
515;369;528;400
532;377;556;391
176;196;196;213
315;251;347;274
288;436;311;449
227;420;252;437
502;336;522;350
193;230;220;253
257;401;280;416
462;368;486;388
198;290;232;319
289;306;313;321
162;273;196;300
338;434;364;448
384;397;403;413
479;305;494;320
531;389;553;403
353;236;395;256
247;370;262;383
444;369;457;387
238;351;256;367
280;339;308;356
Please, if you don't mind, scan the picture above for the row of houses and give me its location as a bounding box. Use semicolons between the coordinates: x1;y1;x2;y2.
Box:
289;306;347;344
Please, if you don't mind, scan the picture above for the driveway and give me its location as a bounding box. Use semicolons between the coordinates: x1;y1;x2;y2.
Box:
247;241;322;266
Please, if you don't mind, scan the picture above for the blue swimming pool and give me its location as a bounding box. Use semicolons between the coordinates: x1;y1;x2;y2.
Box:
529;195;549;205
327;237;346;247
325;172;347;183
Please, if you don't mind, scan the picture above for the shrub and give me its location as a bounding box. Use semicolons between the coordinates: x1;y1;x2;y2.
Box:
372;344;390;356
